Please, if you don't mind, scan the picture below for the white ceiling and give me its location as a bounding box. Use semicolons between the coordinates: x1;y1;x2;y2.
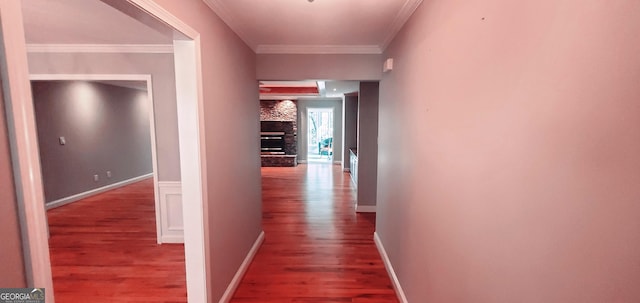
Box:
21;0;422;54
324;81;359;97
204;0;423;54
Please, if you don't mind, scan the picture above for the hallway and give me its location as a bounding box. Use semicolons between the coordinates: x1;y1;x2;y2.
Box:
46;166;395;302
232;164;397;302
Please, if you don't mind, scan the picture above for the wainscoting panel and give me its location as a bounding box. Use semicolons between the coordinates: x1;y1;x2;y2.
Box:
158;181;184;243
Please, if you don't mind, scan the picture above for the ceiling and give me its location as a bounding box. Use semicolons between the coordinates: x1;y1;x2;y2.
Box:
21;0;423;54
260;81;359;100
21;1;407;99
204;0;423;54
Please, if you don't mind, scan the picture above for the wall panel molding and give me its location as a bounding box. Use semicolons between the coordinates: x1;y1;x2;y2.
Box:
158;181;184;243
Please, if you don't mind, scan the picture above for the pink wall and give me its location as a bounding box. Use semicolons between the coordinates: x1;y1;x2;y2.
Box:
151;0;263;300
377;1;640;302
0;76;27;288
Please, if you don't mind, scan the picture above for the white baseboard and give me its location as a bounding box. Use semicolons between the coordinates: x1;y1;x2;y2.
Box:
355;204;377;213
297;160;307;164
158;181;184;243
374;232;408;303
219;230;265;302
343;167;350;172
45;173;153;210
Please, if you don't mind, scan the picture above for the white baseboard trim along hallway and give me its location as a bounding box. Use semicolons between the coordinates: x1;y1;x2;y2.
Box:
45;173;153;210
374;232;408;303
219;231;265;302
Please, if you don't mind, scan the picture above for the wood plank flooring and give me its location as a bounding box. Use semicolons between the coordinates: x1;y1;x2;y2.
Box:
48;165;397;302
231;164;398;302
47;178;187;303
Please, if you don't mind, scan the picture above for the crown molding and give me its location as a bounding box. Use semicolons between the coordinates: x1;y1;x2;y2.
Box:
256;44;382;55
202;0;256;50
202;0;421;54
380;0;424;51
26;44;174;53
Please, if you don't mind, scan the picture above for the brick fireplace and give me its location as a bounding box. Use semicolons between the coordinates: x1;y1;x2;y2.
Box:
260;100;297;167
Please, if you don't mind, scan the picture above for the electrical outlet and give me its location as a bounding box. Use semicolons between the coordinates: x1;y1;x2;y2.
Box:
59;136;66;145
106;171;112;178
94;174;99;182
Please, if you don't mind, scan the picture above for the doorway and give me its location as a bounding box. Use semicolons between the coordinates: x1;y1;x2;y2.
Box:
1;1;208;301
307;108;334;163
29;76;160;233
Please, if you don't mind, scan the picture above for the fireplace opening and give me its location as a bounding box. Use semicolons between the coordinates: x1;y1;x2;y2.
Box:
261;131;285;155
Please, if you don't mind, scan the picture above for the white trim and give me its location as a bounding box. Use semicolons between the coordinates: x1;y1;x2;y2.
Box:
127;1;210;301
297;159;308;164
201;0;256;50
172;38;210;303
30;74;154;81
380;0;424;51
145;77;162;244
355;205;377;213
158;181;184;243
317;80;326;96
26;44;173;54
343;168;350;172
46;174;153;210
256;44;382;55
374;232;408;303
128;1;199;38
29;74;162;245
0;2;54;300
219;231;265;303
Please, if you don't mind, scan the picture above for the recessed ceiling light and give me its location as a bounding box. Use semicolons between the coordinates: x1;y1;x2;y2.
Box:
333;88;337;91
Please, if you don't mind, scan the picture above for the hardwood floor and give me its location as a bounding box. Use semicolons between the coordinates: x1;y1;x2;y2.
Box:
47;165;396;302
231;164;398;302
47;178;187;303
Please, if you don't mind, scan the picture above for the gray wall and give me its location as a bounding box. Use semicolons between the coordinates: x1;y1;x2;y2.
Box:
153;0;263;300
32;81;152;203
0;77;27;287
356;82;378;207
257;54;383;81
296;98;343;163
342;93;358;171
377;1;640;302
27;52;180;181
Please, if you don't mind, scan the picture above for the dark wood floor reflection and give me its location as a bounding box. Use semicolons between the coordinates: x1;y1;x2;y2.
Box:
47;178;187;303
231;164;398;302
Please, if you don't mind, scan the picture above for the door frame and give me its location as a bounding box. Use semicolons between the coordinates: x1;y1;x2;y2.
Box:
0;1;210;302
29;74;163;243
306;107;335;161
